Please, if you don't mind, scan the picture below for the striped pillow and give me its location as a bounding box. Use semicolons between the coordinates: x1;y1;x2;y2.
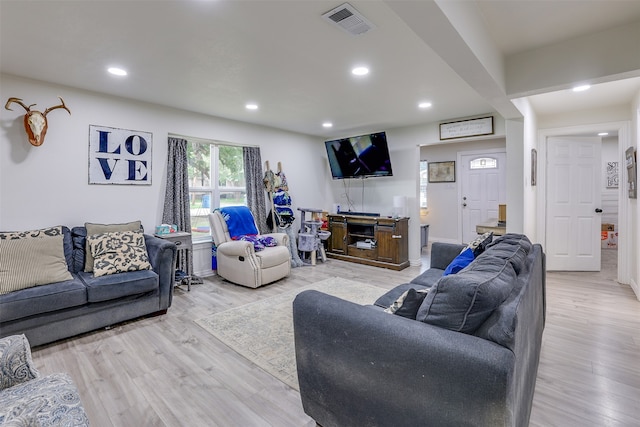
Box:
0;230;73;295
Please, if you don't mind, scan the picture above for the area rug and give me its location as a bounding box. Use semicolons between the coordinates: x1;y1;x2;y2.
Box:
194;277;386;390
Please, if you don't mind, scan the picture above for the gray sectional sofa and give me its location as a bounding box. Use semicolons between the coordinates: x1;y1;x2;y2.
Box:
293;234;546;427
0;226;177;347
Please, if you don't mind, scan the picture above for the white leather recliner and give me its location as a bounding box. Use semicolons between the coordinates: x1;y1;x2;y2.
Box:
208;210;291;288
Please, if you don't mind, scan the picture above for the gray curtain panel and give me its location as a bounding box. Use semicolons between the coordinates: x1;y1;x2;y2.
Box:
162;137;192;276
243;147;269;234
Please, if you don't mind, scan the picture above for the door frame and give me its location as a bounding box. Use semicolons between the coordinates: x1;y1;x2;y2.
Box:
537;121;631;283
457;147;507;244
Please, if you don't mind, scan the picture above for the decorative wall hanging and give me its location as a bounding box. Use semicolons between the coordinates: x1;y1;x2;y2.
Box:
531;148;537;186
428;161;456;183
625;147;637;199
606;162;619;188
88;125;152;185
439;116;494;140
4;97;70;146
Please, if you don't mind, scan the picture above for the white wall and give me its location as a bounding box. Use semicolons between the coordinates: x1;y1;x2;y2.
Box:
419;138;506;242
631;91;640;298
0;74;326;275
1;74;532;275
511;97;539;242
323;116;507;265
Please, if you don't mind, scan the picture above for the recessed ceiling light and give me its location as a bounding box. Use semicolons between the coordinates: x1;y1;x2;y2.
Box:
572;84;591;92
418;102;432;109
351;66;369;76
107;67;127;76
598;132;609;136
323;122;333;128
245;103;258;110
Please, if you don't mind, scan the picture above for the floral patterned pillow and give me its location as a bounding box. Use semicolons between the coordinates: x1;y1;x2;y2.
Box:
87;230;151;277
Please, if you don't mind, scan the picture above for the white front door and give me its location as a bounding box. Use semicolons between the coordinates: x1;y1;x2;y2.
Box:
460;151;506;244
546;137;602;271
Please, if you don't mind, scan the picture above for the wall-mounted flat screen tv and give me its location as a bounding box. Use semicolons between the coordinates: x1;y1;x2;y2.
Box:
324;131;393;179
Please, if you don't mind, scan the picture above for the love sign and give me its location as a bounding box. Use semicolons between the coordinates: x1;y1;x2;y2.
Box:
88;125;152;185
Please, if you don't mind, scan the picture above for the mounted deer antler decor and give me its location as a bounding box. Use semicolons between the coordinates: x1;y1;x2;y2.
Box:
4;97;71;146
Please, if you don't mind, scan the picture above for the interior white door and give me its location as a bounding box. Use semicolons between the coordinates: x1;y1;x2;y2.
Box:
460;152;506;244
546;137;602;271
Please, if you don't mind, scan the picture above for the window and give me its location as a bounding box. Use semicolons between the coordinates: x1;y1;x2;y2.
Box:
469;157;497;169
419;160;428;208
187;141;246;241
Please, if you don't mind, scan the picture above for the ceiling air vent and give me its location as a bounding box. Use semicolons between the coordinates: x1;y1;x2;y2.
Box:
322;3;375;36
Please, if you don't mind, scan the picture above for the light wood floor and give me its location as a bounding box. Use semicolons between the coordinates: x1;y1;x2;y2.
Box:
30;248;639;426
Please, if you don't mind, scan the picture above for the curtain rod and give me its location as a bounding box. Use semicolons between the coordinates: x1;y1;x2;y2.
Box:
168;132;258;148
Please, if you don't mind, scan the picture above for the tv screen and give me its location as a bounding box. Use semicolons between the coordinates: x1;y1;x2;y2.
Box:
324;131;393;179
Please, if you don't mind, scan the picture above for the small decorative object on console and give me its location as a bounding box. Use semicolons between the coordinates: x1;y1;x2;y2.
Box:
155;224;178;235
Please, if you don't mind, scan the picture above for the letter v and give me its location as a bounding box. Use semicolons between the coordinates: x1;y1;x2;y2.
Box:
97;158;119;180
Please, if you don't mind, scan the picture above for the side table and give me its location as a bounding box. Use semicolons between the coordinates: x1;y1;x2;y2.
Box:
154;232;192;291
475;219;506;236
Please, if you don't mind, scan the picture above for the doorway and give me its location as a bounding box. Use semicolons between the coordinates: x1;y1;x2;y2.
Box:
538;122;629;282
459;149;506;243
545;136;602;271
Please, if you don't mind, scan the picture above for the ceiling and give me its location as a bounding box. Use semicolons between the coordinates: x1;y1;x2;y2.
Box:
1;0;640;138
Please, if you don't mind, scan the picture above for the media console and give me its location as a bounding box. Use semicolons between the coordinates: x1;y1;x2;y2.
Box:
327;214;409;270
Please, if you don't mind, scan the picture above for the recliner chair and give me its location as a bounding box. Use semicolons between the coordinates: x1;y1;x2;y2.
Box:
208;208;291;288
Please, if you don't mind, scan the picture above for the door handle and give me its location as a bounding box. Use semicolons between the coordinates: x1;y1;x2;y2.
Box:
595;208;603;213
462;203;467;207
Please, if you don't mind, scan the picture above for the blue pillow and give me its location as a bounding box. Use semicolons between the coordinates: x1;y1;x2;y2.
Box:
442;247;475;276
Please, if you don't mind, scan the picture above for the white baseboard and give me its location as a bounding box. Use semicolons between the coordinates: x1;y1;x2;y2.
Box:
630;278;639;301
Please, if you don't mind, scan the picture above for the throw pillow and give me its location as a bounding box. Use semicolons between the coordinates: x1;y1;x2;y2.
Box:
0;225;63;240
384;288;430;319
84;220;142;272
87;230;151;277
442;247;475;276
238;235;265;251
465;231;493;257
417;255;517;334
259;236;278;247
236;235;279;251
0;334;39;390
0;229;73;295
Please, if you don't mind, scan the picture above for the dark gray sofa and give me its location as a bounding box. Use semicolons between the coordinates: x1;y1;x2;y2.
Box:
293;234;546;427
0;226;177;347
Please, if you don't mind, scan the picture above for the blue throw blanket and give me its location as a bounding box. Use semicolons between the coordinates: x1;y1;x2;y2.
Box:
219;206;259;239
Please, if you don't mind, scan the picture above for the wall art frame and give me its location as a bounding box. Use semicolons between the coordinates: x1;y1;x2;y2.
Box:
428;161;456;183
625;147;637;199
88;125;152;185
606;161;619;188
531;148;537;186
439;116;494;140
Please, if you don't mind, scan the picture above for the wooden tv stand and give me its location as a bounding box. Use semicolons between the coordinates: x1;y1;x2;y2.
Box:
326;214;409;270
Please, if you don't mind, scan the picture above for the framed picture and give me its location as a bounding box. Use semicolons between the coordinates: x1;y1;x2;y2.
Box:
439;116;494;140
626;147;637;199
89;125;152;185
428;161;456;183
606;162;619;188
531;148;537;186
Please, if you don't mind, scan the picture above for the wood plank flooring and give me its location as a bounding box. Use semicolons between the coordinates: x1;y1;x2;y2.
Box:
30;248;639;426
